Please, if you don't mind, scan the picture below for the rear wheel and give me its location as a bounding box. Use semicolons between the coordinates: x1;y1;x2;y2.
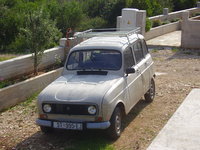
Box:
107;107;122;140
40;126;53;134
144;78;155;102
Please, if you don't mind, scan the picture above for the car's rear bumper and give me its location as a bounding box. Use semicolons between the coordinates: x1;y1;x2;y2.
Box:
36;119;110;130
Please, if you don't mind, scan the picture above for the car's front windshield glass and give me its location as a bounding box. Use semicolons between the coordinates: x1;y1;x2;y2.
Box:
66;50;122;71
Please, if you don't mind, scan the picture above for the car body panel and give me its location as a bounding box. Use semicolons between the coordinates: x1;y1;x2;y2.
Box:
36;33;155;130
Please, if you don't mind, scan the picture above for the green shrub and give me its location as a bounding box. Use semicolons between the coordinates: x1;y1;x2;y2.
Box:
152;20;162;27
162;20;170;25
145;18;152;32
77;16;107;31
194;12;200;16
171;18;180;22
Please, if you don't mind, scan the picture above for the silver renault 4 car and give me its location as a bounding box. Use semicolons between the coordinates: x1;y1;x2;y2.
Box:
36;28;155;139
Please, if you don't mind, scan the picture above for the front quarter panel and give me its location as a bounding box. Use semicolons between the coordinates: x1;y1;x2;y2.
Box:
101;77;128;121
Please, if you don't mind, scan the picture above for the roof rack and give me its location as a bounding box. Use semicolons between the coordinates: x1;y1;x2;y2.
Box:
74;28;141;43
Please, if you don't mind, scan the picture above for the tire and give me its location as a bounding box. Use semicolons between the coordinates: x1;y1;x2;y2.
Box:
144;78;155;102
107;107;122;140
40;126;53;134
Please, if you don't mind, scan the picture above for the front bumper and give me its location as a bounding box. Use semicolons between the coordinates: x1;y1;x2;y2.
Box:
36;119;110;130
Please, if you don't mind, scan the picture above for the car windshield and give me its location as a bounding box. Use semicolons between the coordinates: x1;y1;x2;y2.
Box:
66;50;122;70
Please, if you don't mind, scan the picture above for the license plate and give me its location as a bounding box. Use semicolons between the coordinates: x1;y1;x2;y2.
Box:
53;121;83;130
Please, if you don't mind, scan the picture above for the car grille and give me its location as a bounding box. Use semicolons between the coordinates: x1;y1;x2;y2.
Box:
42;103;96;115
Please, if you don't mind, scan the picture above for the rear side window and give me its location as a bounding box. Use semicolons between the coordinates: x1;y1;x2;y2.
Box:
141;40;149;56
124;47;135;69
132;42;144;63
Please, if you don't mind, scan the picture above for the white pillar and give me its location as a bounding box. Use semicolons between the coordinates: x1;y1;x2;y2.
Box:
116;16;122;29
163;8;169;15
121;8;139;29
197;2;200;7
136;10;146;35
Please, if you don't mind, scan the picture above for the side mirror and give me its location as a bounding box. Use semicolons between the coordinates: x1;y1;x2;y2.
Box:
126;68;135;74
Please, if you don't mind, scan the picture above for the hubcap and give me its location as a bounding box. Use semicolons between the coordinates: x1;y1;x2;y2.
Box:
150;80;155;99
115;114;121;135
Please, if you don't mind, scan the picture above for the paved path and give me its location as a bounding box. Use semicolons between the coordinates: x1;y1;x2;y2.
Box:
147;89;200;150
147;31;181;48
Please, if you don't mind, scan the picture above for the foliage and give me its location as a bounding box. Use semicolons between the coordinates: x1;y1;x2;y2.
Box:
152;20;162;27
0;0;199;54
172;0;198;11
0;0;23;52
82;0;126;27
50;0;83;36
78;16;107;31
162;20;171;25
19;5;61;75
145;18;152;32
171;18;180;22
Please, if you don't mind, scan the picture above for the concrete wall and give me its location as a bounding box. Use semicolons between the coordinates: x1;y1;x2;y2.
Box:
0;47;64;80
149;7;200;22
181;11;200;49
0;68;63;112
145;21;181;40
0;38;79;80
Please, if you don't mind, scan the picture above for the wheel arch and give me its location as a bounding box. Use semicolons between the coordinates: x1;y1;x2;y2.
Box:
113;101;126;119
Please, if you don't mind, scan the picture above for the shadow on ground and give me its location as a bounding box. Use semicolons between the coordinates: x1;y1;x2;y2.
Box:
122;99;150;130
14;99;150;150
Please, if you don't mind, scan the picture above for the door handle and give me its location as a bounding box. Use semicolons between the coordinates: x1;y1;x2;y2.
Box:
136;69;140;73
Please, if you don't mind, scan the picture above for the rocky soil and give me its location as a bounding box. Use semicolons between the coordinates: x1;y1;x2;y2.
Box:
0;49;200;150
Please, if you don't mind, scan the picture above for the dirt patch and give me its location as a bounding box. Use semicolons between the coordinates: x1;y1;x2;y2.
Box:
0;49;200;150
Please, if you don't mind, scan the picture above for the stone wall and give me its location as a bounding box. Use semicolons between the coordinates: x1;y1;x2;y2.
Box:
0;38;79;80
145;21;181;40
0;68;63;112
181;11;200;49
149;7;200;22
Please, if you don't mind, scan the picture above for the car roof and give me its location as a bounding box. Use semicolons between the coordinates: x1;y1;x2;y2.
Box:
71;34;144;52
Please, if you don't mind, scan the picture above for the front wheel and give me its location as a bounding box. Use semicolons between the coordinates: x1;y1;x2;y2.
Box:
144;78;155;102
107;107;122;140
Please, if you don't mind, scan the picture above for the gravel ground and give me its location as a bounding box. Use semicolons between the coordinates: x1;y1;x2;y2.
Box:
0;49;200;150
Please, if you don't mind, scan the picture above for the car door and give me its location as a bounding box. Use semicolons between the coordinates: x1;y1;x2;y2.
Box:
124;47;143;112
141;39;153;93
132;40;150;95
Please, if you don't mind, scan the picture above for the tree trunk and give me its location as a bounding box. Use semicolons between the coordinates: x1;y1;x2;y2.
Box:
34;52;38;75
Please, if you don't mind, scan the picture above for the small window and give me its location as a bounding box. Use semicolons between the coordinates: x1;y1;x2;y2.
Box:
141;40;149;56
132;42;144;63
124;47;135;69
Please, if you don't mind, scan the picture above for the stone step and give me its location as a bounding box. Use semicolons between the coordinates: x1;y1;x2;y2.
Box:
147;88;200;150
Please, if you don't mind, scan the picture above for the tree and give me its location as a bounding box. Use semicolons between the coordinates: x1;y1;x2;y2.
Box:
50;0;83;35
0;0;22;52
20;5;61;75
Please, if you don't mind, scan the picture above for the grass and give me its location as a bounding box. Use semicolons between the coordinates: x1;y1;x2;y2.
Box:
151;49;158;53
171;48;179;53
66;136;115;150
0;80;14;88
0;56;16;61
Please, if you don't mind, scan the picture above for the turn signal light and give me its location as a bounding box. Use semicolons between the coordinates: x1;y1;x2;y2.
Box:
39;114;48;119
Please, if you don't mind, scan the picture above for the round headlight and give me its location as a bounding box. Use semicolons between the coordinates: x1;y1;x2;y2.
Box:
88;106;96;115
43;104;52;113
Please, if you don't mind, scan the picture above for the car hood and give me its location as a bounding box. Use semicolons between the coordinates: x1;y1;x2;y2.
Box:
39;74;122;105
